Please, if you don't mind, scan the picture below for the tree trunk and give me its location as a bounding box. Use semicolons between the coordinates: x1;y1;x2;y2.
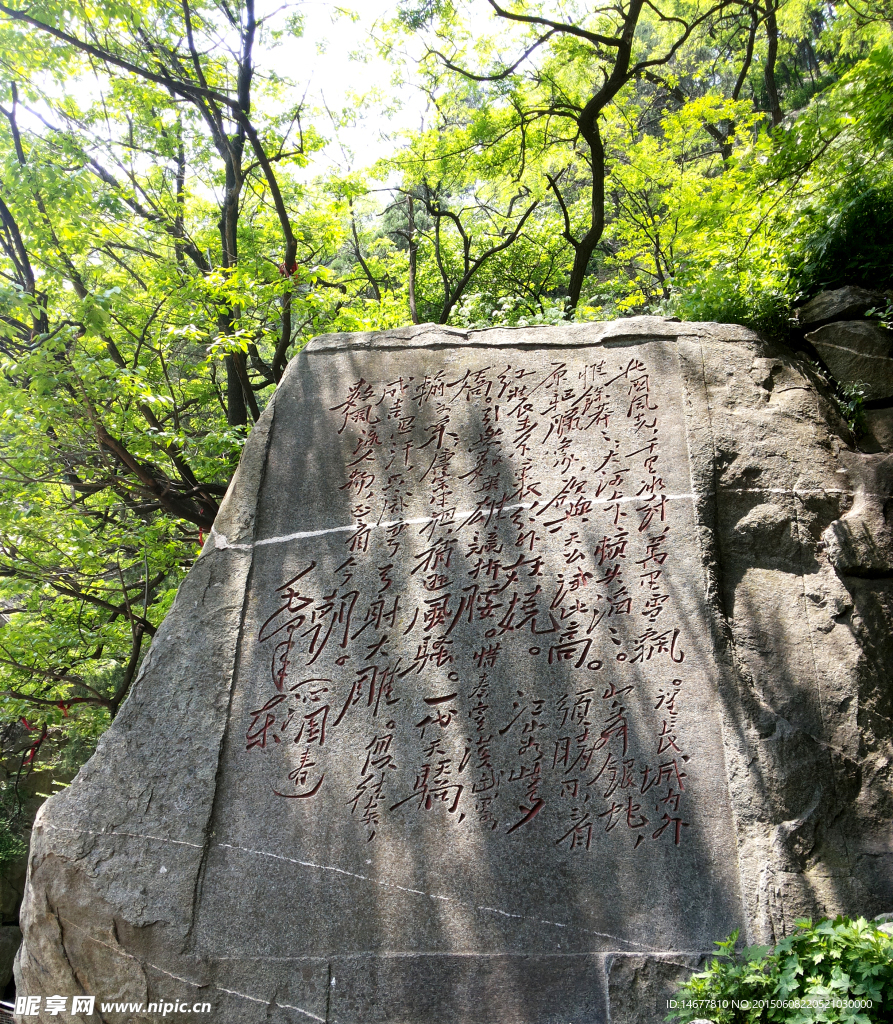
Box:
225;354;247;426
764;3;783;126
407;196;420;324
566;121;606;311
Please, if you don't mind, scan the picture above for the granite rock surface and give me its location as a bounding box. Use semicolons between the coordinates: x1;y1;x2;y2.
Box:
796;286;888;330
15;318;893;1023
806;320;893;399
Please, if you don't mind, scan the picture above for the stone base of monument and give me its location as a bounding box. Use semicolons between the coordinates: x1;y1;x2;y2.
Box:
15;319;893;1023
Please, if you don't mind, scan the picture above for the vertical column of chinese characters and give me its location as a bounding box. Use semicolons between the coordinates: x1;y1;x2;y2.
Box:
553;687;605;851
466;662;499;830
588;676;650;848
588;357;689;850
536;358;602;849
625;356;679;667
247;553;355;800
623;357;690;848
645;677;689;846
451;364;534;833
391;690;467;821
533;359;607;672
339;375;420;838
468;363;553;837
387;369;475;826
543;358;637;851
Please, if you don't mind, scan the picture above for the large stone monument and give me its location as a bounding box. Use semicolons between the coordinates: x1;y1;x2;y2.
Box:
15;319;893;1022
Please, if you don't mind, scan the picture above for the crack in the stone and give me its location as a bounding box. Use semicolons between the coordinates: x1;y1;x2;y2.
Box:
54;913;325;1022
214;841;659;952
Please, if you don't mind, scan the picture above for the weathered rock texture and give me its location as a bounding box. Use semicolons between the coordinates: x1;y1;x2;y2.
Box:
796;286;888;330
15;319;893;1023
806;321;893;399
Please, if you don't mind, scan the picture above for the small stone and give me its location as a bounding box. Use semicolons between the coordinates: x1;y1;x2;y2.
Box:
862;407;893;450
806;320;893;398
873;911;893;935
797;286;888;329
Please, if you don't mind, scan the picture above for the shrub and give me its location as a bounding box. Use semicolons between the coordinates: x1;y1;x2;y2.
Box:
0;822;26;865
793;182;893;297
667;917;893;1024
670;265;793;343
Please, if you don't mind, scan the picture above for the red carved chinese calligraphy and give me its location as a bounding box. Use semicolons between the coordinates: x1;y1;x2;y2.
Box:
247;353;693;850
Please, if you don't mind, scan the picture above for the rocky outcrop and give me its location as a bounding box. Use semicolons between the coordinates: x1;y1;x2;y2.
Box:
14;318;893;1024
806;321;893;399
796;286;888;330
795;285;893;454
822;452;893;576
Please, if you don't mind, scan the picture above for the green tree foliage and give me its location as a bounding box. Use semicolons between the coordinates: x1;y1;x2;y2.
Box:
385;2;893;322
0;0;890;771
393;0;761;311
0;0;413;762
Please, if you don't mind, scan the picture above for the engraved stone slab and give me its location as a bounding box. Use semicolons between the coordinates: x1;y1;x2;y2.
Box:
198;340;740;970
19;320;893;1024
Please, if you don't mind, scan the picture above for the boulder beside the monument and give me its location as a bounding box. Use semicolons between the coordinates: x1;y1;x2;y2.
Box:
14;318;893;1024
796;286;888;329
806;320;893;398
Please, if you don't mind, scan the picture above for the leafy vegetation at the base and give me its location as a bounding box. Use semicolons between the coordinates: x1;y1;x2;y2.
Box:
668;917;893;1024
